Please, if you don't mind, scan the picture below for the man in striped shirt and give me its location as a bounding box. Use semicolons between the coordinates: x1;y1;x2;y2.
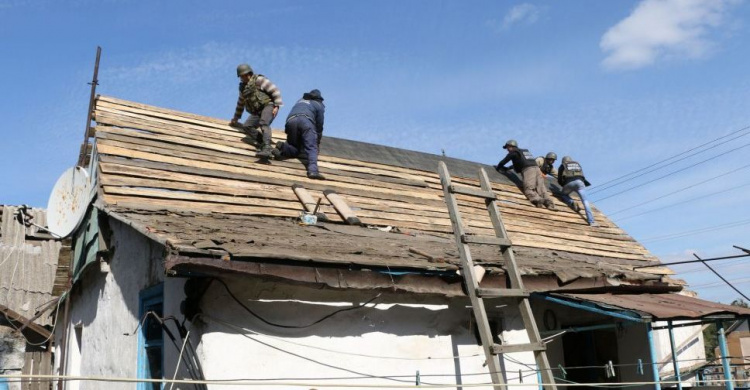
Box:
230;63;283;158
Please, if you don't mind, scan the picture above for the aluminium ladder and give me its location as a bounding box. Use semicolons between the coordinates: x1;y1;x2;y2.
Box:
438;162;557;389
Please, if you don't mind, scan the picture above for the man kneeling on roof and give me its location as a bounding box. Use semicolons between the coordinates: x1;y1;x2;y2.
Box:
558;156;596;226
271;89;326;180
495;139;556;210
230;63;283;159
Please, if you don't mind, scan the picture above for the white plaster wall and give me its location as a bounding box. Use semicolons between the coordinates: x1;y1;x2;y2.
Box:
170;277;539;389
652;320;706;386
615;323;653;390
52;218;165;390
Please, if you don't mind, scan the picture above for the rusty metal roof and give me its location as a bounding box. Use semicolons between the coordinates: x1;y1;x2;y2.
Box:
553;292;750;320
0;206;65;326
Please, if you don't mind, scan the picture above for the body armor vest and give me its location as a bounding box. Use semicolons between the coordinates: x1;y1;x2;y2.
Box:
519;149;537;168
240;74;273;114
562;161;584;181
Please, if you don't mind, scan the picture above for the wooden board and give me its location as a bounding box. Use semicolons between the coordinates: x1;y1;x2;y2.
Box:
92;96;663;267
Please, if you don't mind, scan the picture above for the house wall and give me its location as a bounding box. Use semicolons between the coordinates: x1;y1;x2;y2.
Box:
163;276;541;389
52;217;165;390
652;320;705;386
0;327;25;390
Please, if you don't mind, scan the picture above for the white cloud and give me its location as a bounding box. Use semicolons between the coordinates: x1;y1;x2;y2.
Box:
487;3;544;32
600;0;740;71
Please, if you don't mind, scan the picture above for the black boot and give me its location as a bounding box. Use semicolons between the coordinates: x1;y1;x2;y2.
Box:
307;172;325;180
257;144;273;159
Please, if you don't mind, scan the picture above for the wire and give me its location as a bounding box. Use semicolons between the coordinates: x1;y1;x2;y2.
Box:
589;124;750;195
640;218;750;243
203;314;483;361
592;141;750;203
206;313;437;385
613;180;750;221
212;277;381;329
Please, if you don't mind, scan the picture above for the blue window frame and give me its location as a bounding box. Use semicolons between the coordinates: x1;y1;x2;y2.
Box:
138;283;164;390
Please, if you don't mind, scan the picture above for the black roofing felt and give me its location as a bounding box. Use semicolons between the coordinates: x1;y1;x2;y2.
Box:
320;136;518;186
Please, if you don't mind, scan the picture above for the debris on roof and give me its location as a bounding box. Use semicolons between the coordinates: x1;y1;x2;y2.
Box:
89;96;676;292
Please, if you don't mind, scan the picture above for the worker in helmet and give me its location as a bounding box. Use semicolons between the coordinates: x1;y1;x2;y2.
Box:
272;89;326;180
535;152;558;179
495;140;556;210
557;156;596;226
230;63;283;159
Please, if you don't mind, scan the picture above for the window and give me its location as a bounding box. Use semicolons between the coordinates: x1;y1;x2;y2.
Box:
138;284;164;390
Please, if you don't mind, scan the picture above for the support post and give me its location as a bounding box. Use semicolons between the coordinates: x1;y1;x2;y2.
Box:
77;46;101;168
647;324;662;390
717;321;734;390
668;321;683;390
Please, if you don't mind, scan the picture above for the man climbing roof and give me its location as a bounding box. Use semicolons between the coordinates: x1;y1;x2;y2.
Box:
558;156;596;226
272;89;326;180
495;140;556;210
229;63;283;159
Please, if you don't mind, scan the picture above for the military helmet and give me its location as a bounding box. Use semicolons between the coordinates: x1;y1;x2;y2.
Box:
236;63;253;77
562;156;572;164
545;152;557;160
503;139;518;149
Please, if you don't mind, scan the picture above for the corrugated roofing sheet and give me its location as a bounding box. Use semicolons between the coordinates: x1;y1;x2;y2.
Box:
0;206;63;326
556;292;750;320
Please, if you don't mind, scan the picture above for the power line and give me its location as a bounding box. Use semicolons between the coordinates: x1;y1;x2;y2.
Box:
612;180;750;221
606;162;750;216
589;124;750;196
692;253;750;301
593;140;750;203
639;218;750;244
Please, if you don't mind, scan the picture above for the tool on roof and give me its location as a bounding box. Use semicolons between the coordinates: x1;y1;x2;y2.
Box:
292;184;329;222
438;161;557;389
324;190;361;225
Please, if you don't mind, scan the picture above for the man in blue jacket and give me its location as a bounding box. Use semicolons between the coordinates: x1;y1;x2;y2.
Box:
272;89;326;180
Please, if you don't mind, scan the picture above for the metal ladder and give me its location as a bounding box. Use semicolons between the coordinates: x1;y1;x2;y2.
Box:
438;162;557;389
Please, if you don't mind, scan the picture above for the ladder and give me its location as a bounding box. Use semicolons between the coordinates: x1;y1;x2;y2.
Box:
438;162;557;389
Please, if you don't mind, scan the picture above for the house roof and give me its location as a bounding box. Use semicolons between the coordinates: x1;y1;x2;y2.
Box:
89;96;678;293
551;292;750;320
0;206;66;327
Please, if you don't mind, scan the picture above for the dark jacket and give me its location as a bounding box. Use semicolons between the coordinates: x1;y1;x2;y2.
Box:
497;149;537;173
557;160;591;186
287;98;325;134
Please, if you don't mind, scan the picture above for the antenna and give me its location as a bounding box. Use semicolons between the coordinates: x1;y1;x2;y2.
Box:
77;46;101;168
46;166;93;238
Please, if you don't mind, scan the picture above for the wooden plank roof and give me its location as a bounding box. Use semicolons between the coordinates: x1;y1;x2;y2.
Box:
90;95;676;289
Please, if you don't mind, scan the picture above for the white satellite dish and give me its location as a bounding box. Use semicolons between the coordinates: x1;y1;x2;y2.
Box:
47;166;94;238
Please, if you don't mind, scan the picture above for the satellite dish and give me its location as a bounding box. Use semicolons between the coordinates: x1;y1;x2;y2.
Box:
47;166;93;238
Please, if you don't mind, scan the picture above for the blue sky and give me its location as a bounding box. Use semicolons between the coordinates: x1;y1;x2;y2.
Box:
1;0;748;304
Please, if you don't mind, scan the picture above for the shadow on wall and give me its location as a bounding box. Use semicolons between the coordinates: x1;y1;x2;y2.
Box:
192;276;474;339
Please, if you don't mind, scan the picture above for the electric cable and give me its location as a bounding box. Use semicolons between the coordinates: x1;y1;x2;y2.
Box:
592;140;750;203
589;124;750;195
212;277;381;329
207;313;439;385
613;180;750;221
202;314;483;361
640;218;750;243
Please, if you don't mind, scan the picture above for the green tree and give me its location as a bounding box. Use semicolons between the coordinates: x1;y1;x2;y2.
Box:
702;298;748;359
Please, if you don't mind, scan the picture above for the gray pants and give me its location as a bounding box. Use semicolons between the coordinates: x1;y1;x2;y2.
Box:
521;166;552;204
243;104;275;146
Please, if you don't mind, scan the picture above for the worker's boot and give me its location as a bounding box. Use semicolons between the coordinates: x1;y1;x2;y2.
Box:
307;171;325;180
531;199;543;208
257;143;273;159
571;202;581;212
271;141;284;159
544;199;557;211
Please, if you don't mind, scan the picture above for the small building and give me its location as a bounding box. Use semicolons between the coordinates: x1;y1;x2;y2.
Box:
49;96;750;389
1;205;69;390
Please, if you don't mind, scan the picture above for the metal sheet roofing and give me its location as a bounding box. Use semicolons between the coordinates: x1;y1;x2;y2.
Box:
0;206;63;326
555;292;750;320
